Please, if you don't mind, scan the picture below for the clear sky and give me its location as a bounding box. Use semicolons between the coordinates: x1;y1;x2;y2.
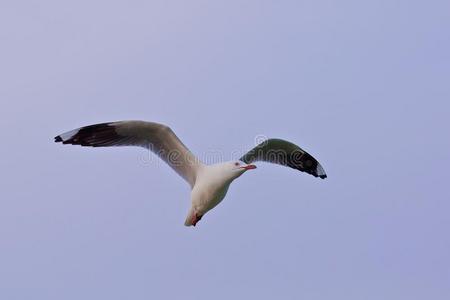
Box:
1;1;449;299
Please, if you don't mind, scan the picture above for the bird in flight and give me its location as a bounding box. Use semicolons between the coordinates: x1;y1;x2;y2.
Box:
55;121;326;226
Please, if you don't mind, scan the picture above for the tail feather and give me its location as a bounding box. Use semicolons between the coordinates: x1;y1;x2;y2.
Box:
184;208;195;227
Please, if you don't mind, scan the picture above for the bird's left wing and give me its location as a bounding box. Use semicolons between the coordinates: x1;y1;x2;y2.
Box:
55;121;202;187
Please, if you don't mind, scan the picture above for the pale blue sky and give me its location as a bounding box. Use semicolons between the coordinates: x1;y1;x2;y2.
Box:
1;1;449;299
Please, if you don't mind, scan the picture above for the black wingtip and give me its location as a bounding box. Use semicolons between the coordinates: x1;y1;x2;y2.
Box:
319;174;327;179
54;135;63;143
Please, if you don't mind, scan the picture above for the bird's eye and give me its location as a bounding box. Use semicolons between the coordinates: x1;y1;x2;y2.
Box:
234;162;240;166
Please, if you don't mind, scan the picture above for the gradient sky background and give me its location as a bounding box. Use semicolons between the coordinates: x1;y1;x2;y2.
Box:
1;1;449;299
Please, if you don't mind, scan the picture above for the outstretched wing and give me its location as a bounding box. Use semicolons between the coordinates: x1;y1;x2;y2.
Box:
239;138;327;179
55;120;202;187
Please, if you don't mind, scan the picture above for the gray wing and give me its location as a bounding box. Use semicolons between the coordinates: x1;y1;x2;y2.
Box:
239;138;327;179
55;120;202;187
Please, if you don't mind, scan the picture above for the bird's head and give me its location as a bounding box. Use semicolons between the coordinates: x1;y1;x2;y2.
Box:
224;160;257;180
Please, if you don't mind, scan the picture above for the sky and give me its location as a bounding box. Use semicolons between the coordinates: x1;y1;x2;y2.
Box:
1;1;449;299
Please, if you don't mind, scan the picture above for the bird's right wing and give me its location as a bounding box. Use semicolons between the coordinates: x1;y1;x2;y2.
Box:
239;138;327;179
55;121;202;187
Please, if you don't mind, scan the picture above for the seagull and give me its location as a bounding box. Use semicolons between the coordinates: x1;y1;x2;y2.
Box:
55;120;327;226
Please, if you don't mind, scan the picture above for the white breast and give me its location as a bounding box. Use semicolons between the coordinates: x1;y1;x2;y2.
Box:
190;164;233;215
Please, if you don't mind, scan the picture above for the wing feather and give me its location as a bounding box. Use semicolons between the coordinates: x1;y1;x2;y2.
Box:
240;138;327;179
55;121;202;187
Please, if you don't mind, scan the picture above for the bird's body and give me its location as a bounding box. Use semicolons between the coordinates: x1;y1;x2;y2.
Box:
192;164;233;214
186;162;249;226
55;120;326;227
